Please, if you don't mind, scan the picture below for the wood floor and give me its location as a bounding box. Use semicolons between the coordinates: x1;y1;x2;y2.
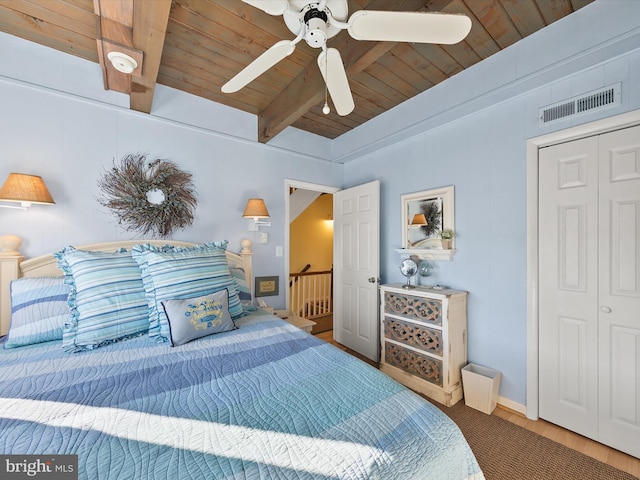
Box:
315;331;640;478
493;405;640;478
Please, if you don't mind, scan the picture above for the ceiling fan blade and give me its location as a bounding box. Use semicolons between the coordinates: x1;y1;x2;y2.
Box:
348;11;472;45
318;48;354;116
222;40;296;93
241;0;289;16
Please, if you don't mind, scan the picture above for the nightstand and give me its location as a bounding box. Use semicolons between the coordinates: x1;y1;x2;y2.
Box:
274;309;316;333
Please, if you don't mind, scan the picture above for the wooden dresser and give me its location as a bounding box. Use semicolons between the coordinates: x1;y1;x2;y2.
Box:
379;284;468;407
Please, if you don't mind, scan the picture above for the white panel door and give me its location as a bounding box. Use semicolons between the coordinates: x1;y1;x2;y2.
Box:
597;125;640;458
333;181;380;361
539;136;599;439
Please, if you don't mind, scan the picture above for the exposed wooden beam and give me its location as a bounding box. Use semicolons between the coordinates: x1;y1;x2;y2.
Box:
93;0;169;112
94;0;142;94
130;0;172;113
257;0;451;143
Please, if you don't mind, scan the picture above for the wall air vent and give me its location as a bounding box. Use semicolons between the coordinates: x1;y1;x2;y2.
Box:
538;83;621;127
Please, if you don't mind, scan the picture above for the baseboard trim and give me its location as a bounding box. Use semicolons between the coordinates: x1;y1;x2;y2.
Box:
497;396;526;416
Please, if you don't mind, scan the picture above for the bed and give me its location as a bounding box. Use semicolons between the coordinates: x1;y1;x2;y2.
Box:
0;240;484;480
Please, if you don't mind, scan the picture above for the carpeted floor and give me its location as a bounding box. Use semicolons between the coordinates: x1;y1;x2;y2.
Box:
433;400;639;480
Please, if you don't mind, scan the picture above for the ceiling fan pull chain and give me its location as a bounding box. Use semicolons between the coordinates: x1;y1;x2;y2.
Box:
322;44;330;115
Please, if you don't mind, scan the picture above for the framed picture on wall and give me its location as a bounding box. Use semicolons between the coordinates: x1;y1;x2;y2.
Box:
255;276;279;297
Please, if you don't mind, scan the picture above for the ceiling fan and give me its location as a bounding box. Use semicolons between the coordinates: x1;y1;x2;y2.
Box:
221;0;472;116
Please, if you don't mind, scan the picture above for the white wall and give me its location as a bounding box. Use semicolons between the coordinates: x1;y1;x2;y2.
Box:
343;0;640;406
0;32;341;309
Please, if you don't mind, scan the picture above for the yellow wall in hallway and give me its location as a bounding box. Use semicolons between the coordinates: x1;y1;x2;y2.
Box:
290;194;333;275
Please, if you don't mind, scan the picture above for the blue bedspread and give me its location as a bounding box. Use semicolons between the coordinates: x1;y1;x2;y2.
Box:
0;313;484;479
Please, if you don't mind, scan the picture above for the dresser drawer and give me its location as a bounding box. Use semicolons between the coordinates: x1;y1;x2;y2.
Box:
384;292;442;326
385;342;443;387
384;317;443;356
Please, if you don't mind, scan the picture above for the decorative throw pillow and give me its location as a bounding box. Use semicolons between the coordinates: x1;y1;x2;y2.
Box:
161;289;236;346
54;247;149;352
131;241;245;343
5;276;69;349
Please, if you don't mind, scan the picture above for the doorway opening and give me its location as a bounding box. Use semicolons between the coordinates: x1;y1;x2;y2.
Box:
284;180;339;334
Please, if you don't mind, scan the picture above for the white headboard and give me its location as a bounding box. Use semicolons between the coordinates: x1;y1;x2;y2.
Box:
0;240;253;336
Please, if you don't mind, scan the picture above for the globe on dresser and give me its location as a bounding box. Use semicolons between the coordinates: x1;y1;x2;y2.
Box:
399;258;418;289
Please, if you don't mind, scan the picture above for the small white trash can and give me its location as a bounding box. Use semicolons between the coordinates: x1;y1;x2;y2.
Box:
461;363;501;414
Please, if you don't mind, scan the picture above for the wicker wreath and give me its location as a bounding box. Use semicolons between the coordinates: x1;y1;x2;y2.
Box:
97;154;197;238
419;200;442;238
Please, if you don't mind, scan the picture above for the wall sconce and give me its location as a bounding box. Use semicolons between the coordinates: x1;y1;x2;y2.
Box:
0;173;55;210
410;213;428;227
242;198;270;231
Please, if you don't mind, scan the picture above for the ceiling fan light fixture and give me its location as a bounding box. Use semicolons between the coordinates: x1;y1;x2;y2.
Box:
284;0;346;43
107;51;138;74
304;16;328;48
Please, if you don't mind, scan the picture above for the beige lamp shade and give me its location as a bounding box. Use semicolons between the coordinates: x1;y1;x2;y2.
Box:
410;213;428;226
242;198;270;219
0;173;55;206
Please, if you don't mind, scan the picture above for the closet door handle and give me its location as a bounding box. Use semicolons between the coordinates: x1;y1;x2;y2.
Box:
600;306;612;313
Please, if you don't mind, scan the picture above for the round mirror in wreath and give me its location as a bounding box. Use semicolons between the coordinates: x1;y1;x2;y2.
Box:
97;153;197;238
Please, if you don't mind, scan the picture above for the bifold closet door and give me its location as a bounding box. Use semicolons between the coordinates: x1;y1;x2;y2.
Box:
597;125;640;457
539;136;599;440
539;125;640;459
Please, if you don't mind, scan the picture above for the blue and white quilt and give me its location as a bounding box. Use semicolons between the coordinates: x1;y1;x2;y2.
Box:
0;313;484;479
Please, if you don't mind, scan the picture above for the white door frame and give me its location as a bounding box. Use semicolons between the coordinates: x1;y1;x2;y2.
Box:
525;109;640;420
284;179;340;310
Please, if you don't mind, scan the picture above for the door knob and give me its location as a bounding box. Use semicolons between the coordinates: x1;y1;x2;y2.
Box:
368;277;377;283
600;306;612;313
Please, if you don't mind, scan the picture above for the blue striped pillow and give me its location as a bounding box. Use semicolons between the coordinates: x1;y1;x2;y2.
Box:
230;267;251;303
132;241;245;343
54;247;149;352
5;276;69;349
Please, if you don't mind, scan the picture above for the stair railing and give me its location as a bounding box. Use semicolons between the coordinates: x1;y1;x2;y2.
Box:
289;268;333;319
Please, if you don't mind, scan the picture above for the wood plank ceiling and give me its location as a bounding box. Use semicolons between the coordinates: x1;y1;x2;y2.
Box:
0;0;595;142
